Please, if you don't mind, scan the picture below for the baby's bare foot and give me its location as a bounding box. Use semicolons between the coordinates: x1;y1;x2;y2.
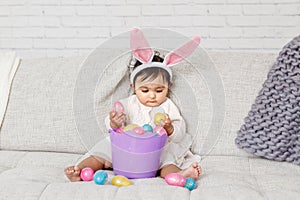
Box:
64;166;81;182
179;162;202;180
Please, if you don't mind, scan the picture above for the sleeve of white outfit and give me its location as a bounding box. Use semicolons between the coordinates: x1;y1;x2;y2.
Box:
166;100;186;143
105;115;111;130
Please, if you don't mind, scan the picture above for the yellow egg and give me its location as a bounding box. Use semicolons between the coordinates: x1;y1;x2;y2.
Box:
123;124;139;132
111;175;132;187
154;113;166;125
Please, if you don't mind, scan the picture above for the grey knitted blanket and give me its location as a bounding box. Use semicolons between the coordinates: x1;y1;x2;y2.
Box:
235;35;300;165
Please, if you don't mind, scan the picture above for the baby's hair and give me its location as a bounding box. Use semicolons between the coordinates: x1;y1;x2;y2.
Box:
129;51;171;87
134;67;171;87
133;51;164;68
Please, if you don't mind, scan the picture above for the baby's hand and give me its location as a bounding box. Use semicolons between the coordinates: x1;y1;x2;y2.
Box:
161;114;174;136
110;111;126;129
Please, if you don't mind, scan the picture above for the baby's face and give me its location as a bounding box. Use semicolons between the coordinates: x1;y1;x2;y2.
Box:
134;75;169;107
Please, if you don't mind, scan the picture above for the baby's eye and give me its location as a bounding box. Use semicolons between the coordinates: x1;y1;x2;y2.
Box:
156;89;163;93
141;89;149;93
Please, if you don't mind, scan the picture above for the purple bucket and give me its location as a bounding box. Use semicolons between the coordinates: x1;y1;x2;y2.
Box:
109;130;167;179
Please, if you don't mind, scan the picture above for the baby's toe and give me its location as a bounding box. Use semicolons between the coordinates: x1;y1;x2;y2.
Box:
74;170;81;175
65;166;75;174
197;167;202;176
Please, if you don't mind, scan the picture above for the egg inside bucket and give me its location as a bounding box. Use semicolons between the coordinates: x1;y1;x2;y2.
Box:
109;129;167;179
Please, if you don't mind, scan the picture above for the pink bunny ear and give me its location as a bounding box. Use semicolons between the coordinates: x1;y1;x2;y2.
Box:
163;36;200;66
130;28;154;63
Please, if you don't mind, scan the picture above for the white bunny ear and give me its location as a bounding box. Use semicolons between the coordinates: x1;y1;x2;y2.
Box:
163;36;200;67
130;28;154;63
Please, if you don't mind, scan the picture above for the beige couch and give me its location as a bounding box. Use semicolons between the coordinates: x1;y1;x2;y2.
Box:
0;49;299;200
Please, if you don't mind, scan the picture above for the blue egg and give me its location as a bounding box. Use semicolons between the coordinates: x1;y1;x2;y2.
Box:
142;124;153;132
184;178;197;191
93;170;108;185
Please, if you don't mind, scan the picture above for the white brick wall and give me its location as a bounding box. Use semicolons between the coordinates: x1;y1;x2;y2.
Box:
0;0;299;58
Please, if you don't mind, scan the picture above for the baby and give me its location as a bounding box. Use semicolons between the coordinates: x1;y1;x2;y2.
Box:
65;28;202;181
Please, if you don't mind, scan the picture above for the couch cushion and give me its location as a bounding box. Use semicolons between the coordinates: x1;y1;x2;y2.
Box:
0;150;299;200
191;156;300;200
0;56;87;154
0;150;79;199
0;50;279;158
192;51;278;158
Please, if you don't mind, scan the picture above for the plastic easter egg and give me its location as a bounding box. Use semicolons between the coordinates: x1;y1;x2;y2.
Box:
142;124;153;133
153;126;167;136
154;113;166;125
113;101;124;114
114;128;123;133
80;167;94;181
165;173;186;187
123;124;139;132
133;126;145;135
184;178;197;191
93;170;108;185
111;175;132;187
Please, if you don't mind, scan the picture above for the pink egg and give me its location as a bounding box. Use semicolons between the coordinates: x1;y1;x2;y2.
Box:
133;126;145;135
153;126;167;136
113;101;124;114
80;167;94;181
115;128;123;133
165;173;186;187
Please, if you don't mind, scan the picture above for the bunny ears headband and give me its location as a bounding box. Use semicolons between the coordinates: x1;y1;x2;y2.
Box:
129;28;201;84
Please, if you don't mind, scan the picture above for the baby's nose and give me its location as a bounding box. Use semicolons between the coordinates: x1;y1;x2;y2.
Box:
149;91;156;98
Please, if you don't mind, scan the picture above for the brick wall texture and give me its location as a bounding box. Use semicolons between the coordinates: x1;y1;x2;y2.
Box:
0;0;299;58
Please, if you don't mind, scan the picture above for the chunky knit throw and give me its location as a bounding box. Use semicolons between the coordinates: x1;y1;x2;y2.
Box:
235;36;300;165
